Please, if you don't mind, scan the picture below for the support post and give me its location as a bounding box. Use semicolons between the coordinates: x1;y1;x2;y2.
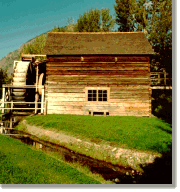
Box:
35;63;39;114
10;117;13;129
2;87;5;114
7;87;10;113
164;71;166;85
11;101;13;112
158;73;160;84
44;100;47;115
0;122;4;134
41;88;44;114
35;94;38;114
91;110;93;116
149;87;152;117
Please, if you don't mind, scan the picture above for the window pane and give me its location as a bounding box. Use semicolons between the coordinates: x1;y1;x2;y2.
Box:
88;90;97;101
98;89;107;101
93;93;96;97
88;89;108;102
103;90;107;94
103;97;107;101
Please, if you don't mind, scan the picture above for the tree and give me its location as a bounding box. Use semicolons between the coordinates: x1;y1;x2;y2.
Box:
0;68;11;99
114;0;137;31
114;0;172;73
52;19;76;32
52;26;66;32
52;8;115;33
148;0;172;73
20;34;46;56
75;8;115;32
101;8;116;32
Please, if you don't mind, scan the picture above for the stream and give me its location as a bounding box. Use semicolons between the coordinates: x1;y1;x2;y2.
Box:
5;128;172;184
9;130;143;184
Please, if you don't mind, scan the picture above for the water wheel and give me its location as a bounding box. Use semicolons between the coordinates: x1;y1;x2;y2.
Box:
12;61;36;109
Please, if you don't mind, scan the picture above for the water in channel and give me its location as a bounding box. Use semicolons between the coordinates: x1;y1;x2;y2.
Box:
8;129;172;184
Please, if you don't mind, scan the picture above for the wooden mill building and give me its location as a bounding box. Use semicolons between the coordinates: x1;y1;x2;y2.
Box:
43;32;154;116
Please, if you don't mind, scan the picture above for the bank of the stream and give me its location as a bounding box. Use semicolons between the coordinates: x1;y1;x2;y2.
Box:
1;113;172;184
24;115;172;154
0;134;106;184
15;115;172;175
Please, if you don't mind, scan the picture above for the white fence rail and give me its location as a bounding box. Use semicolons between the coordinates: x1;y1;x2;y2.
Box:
0;85;46;115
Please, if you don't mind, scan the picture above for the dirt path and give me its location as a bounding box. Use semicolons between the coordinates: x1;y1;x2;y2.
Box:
21;120;161;172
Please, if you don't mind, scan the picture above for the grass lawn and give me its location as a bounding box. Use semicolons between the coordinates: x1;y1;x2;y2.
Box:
0;134;101;184
25;115;172;154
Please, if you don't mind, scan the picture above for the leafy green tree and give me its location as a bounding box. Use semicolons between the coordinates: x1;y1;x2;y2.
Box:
52;8;115;33
20;34;46;56
101;8;116;32
52;18;77;32
114;0;172;73
66;18;77;32
52;26;66;32
114;0;137;31
75;8;115;32
148;0;172;74
0;68;11;98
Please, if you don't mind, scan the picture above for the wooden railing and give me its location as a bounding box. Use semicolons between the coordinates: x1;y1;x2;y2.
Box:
150;72;172;89
0;84;46;115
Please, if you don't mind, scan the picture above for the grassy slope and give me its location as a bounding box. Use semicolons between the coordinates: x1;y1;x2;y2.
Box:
25;115;172;153
0;134;101;184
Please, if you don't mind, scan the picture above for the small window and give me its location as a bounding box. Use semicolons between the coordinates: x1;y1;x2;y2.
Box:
86;87;109;102
88;90;97;101
98;90;107;101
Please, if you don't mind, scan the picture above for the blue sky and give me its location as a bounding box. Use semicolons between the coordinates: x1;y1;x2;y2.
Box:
0;0;117;60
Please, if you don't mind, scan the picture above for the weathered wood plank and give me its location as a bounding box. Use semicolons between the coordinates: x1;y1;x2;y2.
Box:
46;71;150;76
46;63;149;67
47;66;149;72
47;56;150;62
45;55;151;116
47;74;149;79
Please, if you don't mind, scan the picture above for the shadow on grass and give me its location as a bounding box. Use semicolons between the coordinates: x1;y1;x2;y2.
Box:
138;145;172;184
156;125;172;134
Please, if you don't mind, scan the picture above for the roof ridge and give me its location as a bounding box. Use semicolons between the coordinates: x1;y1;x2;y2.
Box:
48;31;144;34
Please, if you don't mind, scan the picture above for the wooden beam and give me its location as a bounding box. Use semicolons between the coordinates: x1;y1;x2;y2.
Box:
22;54;46;57
41;88;45;114
3;84;44;88
0;101;43;104
115;57;117;63
2;87;5;114
151;86;172;90
164;71;166;85
44;100;47;115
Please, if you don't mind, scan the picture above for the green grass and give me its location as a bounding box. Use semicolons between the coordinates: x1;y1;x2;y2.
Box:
0;134;101;184
25;115;172;153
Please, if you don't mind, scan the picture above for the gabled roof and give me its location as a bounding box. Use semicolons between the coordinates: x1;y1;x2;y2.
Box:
43;32;154;55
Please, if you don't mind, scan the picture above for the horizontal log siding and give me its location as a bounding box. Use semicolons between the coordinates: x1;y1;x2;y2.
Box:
46;56;151;116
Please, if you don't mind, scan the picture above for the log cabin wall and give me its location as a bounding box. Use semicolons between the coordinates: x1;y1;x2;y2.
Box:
46;55;151;116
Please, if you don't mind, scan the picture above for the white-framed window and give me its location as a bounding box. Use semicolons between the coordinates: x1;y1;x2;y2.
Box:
85;87;110;102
